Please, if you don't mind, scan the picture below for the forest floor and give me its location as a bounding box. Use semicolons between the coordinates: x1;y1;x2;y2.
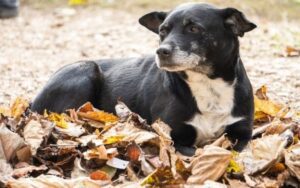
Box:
0;2;300;110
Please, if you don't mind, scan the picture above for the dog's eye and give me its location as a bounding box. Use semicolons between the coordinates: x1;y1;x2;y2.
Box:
188;25;200;33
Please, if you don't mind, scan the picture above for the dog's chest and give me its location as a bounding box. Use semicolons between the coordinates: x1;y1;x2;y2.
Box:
185;71;242;145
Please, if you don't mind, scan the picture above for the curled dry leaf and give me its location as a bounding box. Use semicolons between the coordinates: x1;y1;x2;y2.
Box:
284;143;300;181
255;85;268;100
23;119;54;155
0;124;26;161
151;120;172;140
237;134;288;175
187;145;232;184
77;102;118;124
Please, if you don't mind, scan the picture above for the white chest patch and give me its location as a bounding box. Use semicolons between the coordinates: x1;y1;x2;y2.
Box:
185;71;243;146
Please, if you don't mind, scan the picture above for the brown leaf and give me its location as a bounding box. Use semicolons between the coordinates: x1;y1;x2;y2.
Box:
187;145;232;184
23;119;54;155
126;142;142;162
0;124;26;161
255;85;268;100
89;170;110;181
284;143;300;181
237;134;288;175
285;46;300;57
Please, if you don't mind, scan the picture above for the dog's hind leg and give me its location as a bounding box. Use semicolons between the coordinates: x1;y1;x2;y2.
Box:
31;61;103;114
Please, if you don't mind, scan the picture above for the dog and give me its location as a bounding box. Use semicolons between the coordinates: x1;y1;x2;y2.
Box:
31;3;256;155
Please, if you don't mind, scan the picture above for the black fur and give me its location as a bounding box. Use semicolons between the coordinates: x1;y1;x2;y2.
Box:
31;3;255;155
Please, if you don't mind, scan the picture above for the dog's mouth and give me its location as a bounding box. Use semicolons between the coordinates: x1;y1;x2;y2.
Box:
156;59;194;72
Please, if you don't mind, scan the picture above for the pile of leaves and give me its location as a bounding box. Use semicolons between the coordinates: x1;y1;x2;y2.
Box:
0;86;300;188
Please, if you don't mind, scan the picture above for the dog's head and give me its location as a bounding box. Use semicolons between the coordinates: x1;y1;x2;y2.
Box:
139;3;256;74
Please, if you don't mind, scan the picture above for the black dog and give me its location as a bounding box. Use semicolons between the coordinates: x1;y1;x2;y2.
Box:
31;3;255;155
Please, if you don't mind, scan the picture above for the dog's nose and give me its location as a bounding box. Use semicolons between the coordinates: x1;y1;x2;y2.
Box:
156;47;172;58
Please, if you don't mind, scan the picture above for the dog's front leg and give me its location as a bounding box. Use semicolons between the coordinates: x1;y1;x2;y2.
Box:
171;124;197;156
225;119;253;151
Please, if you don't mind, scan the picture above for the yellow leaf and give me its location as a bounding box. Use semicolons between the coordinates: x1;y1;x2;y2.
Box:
0;106;10;116
226;159;243;173
77;102;118;123
254;96;284;119
10;97;29;119
141;166;182;186
255;85;268;100
68;0;87;5
104;135;125;145
48;113;68;129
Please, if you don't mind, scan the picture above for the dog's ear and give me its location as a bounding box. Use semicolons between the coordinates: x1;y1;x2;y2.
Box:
139;11;167;34
220;8;256;37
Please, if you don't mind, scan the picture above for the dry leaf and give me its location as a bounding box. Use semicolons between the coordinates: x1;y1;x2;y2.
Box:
103;122;158;144
12;163;48;178
0;124;26;161
255;85;268;100
6;175;109;188
23;120;54;155
48;112;68;129
106;158;129;170
126;142;142;162
103;135;125;145
254;96;284;120
89;170;110;181
151;120;172;140
0;159;13;183
77;102;118;123
237;134;288;175
141;166;182;187
285;46;300;57
187;145;232;184
55;122;85;137
284;143;300;181
10;97;29;119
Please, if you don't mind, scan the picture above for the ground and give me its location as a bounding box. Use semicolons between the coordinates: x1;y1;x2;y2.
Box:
0;1;300;111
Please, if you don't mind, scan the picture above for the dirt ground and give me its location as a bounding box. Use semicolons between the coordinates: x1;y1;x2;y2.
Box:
0;5;300;110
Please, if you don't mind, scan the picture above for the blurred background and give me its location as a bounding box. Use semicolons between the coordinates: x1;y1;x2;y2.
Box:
0;0;300;110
